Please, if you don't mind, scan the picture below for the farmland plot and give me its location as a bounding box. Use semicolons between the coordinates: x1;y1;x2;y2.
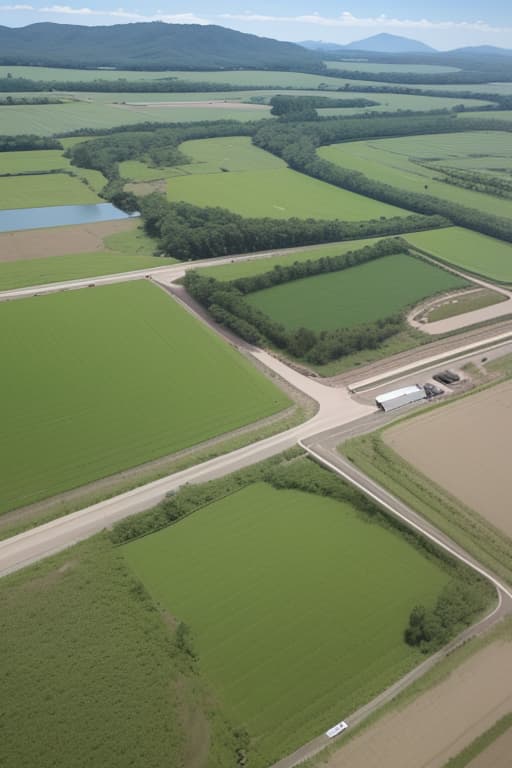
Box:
124;480;451;764
0;281;289;513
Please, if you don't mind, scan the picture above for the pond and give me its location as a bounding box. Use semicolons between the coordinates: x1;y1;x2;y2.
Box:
0;203;139;233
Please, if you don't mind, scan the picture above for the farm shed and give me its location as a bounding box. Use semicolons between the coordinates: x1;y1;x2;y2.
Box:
376;385;426;412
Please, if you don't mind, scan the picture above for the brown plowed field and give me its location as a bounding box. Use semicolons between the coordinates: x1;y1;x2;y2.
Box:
325;641;512;768
384;379;512;538
467;726;512;767
0;219;136;262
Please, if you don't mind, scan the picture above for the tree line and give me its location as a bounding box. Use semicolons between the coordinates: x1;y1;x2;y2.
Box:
139;193;446;261
183;239;408;363
0;134;62;151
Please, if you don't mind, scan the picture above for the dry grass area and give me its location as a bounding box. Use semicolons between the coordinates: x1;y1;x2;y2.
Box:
324;641;512;768
0;218;136;262
384;380;512;538
467;727;512;767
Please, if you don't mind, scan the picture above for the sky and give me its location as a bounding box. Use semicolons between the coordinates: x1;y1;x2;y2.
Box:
1;2;512;50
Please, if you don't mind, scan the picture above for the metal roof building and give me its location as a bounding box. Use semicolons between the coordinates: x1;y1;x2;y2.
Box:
376;385;426;412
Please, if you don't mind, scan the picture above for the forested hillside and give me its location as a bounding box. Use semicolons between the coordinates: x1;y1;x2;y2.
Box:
0;22;323;71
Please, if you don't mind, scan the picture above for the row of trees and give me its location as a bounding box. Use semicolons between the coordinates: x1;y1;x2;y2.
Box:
140;193;446;261
230;237;406;294
269;94;377;120
0;134;62;151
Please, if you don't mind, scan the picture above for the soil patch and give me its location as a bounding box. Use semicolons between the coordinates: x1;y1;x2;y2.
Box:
384;380;512;538
0;218;136;262
325;641;512;768
467;726;512;767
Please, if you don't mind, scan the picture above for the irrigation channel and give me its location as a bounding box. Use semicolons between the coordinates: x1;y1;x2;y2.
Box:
1;257;511;768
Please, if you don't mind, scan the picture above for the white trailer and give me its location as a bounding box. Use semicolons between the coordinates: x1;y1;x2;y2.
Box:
376;385;426;412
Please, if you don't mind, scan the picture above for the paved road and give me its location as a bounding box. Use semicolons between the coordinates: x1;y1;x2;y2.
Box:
406;251;512;335
0;240;366;303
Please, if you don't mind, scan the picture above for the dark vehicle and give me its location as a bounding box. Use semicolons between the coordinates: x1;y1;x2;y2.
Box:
433;370;460;385
424;382;443;398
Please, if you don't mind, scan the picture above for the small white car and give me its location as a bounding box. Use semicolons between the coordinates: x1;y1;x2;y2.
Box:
326;721;349;739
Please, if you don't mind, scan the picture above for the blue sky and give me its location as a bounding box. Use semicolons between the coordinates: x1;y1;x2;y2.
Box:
1;2;511;49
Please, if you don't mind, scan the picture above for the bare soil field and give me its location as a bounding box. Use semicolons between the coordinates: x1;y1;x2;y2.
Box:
467;727;512;768
0;219;136;262
384;380;512;538
324;641;512;768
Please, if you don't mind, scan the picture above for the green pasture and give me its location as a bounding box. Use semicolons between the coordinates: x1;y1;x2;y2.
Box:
246;252;466;331
406;227;512;283
0;101;269;136
465;110;512;122
124;480;449;764
0;225;175;290
0;171;99;209
317;92;492;116
0;536;237;768
0;66;337;88
0;149;70;174
119;159;183;182
179;136;285;173
0;281;289;513
199;237;396;281
319;131;512;220
167;164;405;220
326;61;460;74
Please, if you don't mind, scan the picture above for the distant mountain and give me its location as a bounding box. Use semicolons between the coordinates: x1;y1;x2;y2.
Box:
0;22;323;71
344;34;436;53
451;45;512;56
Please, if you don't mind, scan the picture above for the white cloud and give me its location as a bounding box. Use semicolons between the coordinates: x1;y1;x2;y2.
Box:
219;11;502;34
0;4;209;23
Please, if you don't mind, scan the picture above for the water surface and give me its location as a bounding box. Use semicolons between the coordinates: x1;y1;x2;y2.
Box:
0;203;139;233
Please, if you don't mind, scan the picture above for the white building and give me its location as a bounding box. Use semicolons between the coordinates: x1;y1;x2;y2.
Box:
376;385;426;412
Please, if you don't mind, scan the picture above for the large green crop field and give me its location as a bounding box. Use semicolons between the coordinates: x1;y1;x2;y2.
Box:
0;281;289;513
0;172;99;209
246;252;466;331
0;101;269;136
0;226;175;291
318;131;512;220
168;137;405;220
317;92;492;116
406;227;512;283
124;480;450;763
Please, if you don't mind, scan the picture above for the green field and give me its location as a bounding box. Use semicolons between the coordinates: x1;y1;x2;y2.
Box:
0;101;269;136
318;131;512;220
246;252;466;331
0;65;344;88
0;172;99;209
406;227;512;282
179;135;285;173
0;281;289;513
326;61;460;74
317;92;492;116
124;480;450;763
0;225;176;291
168;137;405;220
0;536;239;768
0;148;70;174
200;237;402;281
